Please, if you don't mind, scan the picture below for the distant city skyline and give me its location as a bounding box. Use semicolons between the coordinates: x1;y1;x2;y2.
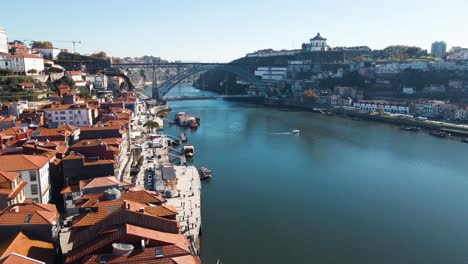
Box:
1;0;467;62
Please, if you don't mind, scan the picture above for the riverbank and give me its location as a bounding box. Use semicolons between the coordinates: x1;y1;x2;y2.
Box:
262;97;468;139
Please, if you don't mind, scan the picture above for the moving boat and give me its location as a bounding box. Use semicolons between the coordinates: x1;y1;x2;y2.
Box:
430;131;447;138
400;126;420;132
183;145;195;157
198;166;212;180
291;129;300;134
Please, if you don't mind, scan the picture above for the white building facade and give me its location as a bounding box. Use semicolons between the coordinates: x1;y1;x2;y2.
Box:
354;100;410;114
254;67;288;81
0;155;52;204
0;27;7;54
34;47;62;60
9;54;44;75
414;100;445;117
43;104;94;127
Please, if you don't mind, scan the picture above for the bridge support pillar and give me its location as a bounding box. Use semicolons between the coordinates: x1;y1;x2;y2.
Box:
151;65;160;100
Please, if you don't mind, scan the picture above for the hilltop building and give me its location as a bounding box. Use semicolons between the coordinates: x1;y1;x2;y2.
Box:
308;33;328;51
431;41;447;58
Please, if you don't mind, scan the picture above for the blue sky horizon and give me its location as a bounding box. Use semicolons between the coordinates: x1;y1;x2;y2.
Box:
1;0;467;62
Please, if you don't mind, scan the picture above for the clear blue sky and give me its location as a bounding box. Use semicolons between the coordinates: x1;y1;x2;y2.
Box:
1;0;467;62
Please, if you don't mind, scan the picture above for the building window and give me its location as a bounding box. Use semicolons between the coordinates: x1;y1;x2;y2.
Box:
60;111;65;114
30;171;37;181
31;184;39;195
55;117;58;120
78;110;81;114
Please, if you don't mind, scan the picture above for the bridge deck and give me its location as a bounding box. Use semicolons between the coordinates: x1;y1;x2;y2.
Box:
163;95;264;101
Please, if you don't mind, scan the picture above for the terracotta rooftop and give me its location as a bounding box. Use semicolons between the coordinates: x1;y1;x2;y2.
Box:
0;253;45;264
0;155;50;171
72;199;124;228
9;54;43;59
60;185;80;195
0;232;54;263
0;116;15;123
79;176;130;190
67;223;189;264
66;71;83;76
17;83;34;88
0;202;58;226
121;188;165;205
0;171;20;183
81;245;199;264
0;180;27;201
143;205;178;218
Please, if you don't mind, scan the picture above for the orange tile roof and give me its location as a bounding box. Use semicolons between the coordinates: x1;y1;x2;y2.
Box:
0;253;45;264
41;103;90;111
0;171;20;183
0;155;50;171
172;255;201;264
143;204;178;218
0;232;54;261
125;224;191;249
0;116;15;123
33;127;71;138
10;54;43;59
1;127;30;137
81;245;197;264
0;202;58;226
79;176;130;190
72;200;124;228
121;189;165;204
66;71;83;76
0;180;27;200
60;185;80;194
17;83;34;88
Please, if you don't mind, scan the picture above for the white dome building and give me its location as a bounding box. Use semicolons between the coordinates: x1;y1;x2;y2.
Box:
309;32;328;51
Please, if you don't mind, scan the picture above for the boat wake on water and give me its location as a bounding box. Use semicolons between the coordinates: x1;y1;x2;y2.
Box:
270;129;300;135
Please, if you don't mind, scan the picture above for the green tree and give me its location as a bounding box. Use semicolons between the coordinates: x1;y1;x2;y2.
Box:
27;69;38;74
31;41;53;49
53;76;75;89
90;51;107;59
0;69;13;76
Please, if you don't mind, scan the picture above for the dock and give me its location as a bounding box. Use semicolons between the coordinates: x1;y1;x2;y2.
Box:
180;133;187;142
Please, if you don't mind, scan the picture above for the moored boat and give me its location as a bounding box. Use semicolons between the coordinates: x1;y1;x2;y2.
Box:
400;126;420;132
198;166;212;180
461;138;468;144
183;145;195;157
175;112;200;128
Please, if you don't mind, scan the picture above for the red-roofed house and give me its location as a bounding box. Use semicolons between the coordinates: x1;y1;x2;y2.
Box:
62;152;115;186
0;154;53;203
0;201;60;243
0;232;55;264
0;171;27;210
9;53;44;75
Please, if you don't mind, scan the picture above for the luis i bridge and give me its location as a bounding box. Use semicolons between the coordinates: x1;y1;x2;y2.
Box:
111;62;267;100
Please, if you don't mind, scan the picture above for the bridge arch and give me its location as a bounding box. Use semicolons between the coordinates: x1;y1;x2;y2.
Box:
156;65;260;98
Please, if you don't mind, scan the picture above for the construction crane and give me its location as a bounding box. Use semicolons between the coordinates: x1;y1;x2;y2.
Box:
22;39;82;53
55;40;82;53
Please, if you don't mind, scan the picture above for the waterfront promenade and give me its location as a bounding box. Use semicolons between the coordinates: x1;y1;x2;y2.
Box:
128;99;202;250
